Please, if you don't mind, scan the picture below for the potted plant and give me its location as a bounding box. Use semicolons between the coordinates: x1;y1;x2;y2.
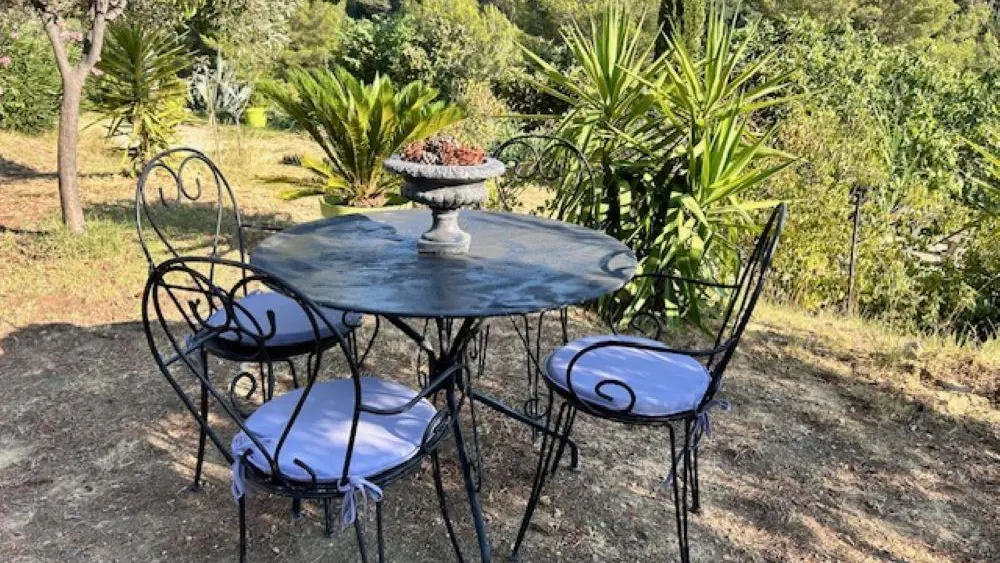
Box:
244;105;268;129
384;135;505;254
261;67;464;215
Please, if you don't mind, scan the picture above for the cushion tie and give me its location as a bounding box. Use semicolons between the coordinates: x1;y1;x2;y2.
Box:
666;398;732;487
338;476;384;529
231;432;273;501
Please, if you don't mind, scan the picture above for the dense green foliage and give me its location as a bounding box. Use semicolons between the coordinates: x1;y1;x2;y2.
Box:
89;22;190;173
261;67;463;206
746;13;1000;334
0;14;62;134
4;0;1000;336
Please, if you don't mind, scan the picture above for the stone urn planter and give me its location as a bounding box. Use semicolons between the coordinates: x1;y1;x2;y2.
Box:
383;156;506;254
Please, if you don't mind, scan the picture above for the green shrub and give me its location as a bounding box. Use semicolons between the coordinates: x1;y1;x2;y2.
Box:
447;80;520;150
748;15;1000;332
0;15;61;134
279;0;348;70
337;0;522;101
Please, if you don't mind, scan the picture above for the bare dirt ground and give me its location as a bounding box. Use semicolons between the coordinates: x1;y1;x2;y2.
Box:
1;124;998;562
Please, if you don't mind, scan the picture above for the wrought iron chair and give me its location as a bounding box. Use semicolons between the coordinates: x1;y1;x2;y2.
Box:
135;148;377;490
510;203;787;562
484;135;597;444
142;256;466;562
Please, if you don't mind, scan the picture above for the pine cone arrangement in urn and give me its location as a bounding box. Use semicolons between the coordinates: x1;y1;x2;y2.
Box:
403;135;487;166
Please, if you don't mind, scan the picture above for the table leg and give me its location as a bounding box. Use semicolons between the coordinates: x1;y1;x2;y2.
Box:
385;315;493;561
447;375;492;562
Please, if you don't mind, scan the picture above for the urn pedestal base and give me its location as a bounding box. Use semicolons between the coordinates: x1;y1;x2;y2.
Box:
418;208;471;254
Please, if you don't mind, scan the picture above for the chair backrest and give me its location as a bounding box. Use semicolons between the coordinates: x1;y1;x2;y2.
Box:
136;148;247;277
141;256;421;490
491;134;599;228
703;203;787;400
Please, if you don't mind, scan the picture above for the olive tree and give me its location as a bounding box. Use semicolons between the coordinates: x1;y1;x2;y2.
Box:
3;0;126;233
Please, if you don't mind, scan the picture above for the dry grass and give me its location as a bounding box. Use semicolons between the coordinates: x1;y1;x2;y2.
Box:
0;124;998;562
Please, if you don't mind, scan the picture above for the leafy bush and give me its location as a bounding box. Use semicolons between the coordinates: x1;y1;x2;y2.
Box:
0;15;61;134
337;0;522;102
448;80;521;151
279;0;348;70
748;15;1000;332
261;67;464;207
90;22;190;173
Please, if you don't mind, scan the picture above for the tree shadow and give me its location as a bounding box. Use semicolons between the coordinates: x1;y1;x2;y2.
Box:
86;199;297;255
0;320;483;562
0;156;119;181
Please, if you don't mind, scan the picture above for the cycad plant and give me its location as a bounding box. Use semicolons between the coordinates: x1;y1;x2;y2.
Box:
90;23;190;174
261;67;464;207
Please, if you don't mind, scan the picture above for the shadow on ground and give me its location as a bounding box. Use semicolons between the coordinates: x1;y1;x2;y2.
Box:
0;314;996;562
0;156;119;182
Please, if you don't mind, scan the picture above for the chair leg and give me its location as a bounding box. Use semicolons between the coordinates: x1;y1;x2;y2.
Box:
191;379;209;492
510;397;576;561
431;450;465;563
549;406;578;477
559;307;569;345
238;496;247;563
290;497;302;520
323;498;334;538
467;382;484;493
375;501;385;563
690;438;701;514
263;362;275;401
668;423;692;563
354;510;371;563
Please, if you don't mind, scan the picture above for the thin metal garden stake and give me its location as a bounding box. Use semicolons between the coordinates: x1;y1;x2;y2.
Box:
847;184;868;315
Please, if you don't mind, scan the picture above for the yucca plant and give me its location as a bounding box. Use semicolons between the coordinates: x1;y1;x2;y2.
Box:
520;5;673;229
624;2;793;325
525;1;793;326
261;67;464;207
89;23;190;174
652;4;792;126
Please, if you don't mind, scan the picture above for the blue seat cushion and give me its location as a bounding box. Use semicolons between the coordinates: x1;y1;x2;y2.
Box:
545;334;710;417
207;291;361;347
232;377;437;486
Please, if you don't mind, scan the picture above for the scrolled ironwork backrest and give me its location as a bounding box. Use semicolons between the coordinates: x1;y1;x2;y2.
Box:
491;135;599;228
703;203;787;399
136;148;248;282
141;256;413;489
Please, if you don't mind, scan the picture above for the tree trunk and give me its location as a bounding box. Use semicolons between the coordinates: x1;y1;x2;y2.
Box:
57;75;86;234
657;0;683;57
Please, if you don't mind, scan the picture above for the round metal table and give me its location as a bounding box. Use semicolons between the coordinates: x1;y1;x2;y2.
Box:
251;210;635;318
251;210;636;561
